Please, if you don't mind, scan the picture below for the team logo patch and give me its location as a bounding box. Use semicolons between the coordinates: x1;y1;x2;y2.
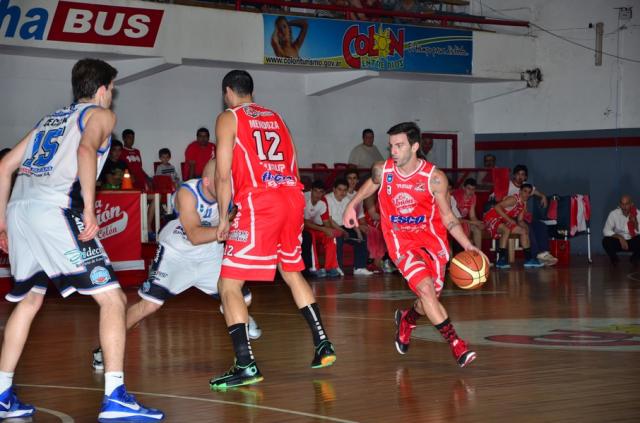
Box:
386;173;393;183
90;266;111;286
392;192;417;214
228;230;249;242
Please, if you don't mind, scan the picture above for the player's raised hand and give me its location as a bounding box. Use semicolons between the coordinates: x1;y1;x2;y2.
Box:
342;206;359;228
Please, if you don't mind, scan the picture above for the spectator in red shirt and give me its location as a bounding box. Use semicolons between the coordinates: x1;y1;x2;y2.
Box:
119;128;150;191
185;127;216;179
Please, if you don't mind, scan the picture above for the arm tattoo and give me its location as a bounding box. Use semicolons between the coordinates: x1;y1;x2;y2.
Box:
447;221;460;231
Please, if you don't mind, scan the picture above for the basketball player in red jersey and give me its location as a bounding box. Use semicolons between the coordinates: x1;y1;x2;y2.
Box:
344;122;485;367
210;70;336;389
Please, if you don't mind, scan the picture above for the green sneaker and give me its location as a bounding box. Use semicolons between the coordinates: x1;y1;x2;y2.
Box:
311;340;336;369
210;360;263;390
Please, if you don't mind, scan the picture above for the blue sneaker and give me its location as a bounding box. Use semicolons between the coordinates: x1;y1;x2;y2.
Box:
0;386;35;419
524;258;545;268
495;257;511;269
98;385;164;422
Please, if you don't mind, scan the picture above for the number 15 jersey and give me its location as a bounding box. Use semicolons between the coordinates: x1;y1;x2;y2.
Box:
11;102;110;210
228;103;301;203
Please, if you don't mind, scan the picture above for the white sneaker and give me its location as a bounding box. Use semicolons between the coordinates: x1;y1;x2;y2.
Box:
353;268;374;276
336;267;344;276
537;251;559;266
248;315;262;340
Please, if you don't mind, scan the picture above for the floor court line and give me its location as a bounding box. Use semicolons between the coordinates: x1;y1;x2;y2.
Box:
17;384;360;423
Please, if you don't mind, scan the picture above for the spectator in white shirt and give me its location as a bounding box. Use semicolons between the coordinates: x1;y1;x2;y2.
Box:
348;129;384;169
603;194;640;265
323;178;373;275
301;181;341;278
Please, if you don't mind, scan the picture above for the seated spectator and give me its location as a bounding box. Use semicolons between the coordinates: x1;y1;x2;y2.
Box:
451;178;484;248
302;181;341;278
119;129;151;191
603;194;640;265
393;0;427;23
99;139;128;190
155;148;180;188
483;183;544;269
364;192;393;273
345;168;360;201
350;0;383;21
185;127;216;179
508;165;558;266
323;178;373;275
348;128;384;169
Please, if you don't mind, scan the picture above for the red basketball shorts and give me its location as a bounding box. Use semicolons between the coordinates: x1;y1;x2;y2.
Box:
391;242;447;297
221;189;305;281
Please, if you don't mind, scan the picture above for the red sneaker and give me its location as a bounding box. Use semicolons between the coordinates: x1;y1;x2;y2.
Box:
451;338;477;367
394;309;416;355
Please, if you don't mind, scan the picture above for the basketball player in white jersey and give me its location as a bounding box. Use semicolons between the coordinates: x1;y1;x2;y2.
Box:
0;59;163;421
91;161;262;370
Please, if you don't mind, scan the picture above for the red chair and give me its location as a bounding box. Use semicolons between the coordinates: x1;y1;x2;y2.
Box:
152;175;175;194
333;162;348;170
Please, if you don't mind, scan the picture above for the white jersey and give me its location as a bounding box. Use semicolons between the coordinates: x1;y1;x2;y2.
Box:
10;103;110;210
158;179;224;261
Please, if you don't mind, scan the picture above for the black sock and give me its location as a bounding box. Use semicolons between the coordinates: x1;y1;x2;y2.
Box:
228;323;254;366
524;248;532;260
435;318;458;344
405;306;422;325
301;303;328;347
498;248;508;261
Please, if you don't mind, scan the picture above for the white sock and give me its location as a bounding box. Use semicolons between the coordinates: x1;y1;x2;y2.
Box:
0;371;13;393
105;372;124;396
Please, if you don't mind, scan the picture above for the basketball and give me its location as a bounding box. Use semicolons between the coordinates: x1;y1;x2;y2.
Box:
449;251;489;290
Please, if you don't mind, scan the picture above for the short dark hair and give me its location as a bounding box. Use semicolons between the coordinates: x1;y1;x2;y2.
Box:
344;169;359;179
0;148;11;160
311;180;326;190
333;178;348;189
159;148;171;157
362;128;374;138
484;153;496;161
387;122;421;145
513;164;528;176
122;129;134;138
197;127;210;137
222;70;254;97
72;58;118;102
521;183;533;191
111;139;123;149
463;178;477;187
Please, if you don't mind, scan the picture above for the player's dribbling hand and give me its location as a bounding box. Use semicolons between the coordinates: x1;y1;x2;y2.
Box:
342;206;358;228
217;220;229;242
79;212;99;242
464;244;489;263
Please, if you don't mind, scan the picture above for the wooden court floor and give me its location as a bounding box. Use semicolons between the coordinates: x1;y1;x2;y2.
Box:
1;257;639;422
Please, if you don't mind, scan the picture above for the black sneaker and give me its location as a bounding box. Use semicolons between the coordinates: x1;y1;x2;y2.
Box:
394;309;416;355
92;347;104;371
311;340;336;369
209;360;263;390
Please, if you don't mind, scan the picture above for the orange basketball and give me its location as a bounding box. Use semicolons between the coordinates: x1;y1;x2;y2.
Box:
449;251;489;290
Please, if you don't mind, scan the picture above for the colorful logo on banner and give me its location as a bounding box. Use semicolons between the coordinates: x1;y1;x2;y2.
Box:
0;0;164;47
263;14;472;74
95;192;141;262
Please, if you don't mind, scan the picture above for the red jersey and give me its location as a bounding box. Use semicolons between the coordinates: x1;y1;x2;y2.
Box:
378;158;449;263
484;192;525;222
184;141;216;177
229;103;301;202
119;147;146;190
452;188;475;219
